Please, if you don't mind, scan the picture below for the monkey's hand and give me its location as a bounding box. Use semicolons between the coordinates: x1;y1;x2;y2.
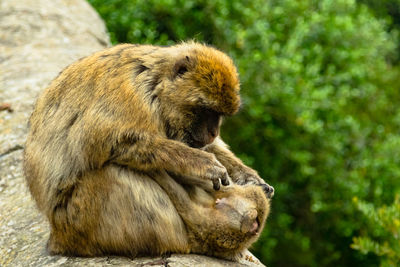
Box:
200;155;231;190
172;151;230;190
204;137;274;197
234;166;274;199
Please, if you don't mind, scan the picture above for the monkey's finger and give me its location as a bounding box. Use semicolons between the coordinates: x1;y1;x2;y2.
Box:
213;179;221;190
260;184;274;199
221;172;230;186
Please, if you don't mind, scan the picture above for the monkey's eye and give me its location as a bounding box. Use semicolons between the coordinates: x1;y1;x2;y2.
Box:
177;66;188;77
173;56;190;79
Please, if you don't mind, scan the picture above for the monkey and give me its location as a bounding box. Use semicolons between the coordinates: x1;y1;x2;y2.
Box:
23;42;274;257
149;170;270;261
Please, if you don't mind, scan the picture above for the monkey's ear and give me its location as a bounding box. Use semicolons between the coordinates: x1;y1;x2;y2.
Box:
173;56;190;79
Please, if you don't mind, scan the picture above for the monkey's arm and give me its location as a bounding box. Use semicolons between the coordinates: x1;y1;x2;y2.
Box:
151;171;212;244
205;137;274;197
151;171;198;214
108;134;229;190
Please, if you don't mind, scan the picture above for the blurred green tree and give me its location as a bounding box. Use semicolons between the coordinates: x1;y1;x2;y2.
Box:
358;0;400;62
351;195;400;267
88;0;400;266
358;0;400;29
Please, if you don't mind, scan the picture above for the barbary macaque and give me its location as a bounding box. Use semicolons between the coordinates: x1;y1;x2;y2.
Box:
24;42;274;257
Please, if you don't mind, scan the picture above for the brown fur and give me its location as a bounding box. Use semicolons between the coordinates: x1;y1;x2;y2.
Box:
24;42;273;258
151;171;270;261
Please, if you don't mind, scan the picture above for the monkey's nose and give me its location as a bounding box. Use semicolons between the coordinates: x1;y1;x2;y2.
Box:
209;129;217;138
207;129;218;143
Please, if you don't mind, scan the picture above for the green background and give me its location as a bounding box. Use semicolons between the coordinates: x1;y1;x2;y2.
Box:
87;0;400;266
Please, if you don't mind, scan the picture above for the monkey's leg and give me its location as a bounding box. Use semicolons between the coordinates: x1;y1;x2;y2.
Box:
48;166;189;256
109;135;230;190
205;137;274;198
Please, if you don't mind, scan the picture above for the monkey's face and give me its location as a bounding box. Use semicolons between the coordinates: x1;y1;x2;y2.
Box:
162;106;223;148
161;44;241;148
183;107;222;148
215;196;262;236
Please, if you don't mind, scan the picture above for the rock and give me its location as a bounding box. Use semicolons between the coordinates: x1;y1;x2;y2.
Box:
0;0;265;266
0;0;109;155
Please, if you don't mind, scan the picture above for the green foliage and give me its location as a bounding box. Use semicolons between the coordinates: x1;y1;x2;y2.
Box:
352;196;400;267
358;0;400;28
358;0;400;61
88;0;400;266
88;0;223;45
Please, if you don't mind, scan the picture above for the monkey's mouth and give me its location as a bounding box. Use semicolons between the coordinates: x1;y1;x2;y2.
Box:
185;132;209;148
242;214;261;236
189;139;207;148
250;217;260;235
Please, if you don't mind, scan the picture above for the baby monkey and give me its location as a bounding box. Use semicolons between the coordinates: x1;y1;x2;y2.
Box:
152;171;270;261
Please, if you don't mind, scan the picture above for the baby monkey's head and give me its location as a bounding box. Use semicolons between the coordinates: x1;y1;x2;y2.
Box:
212;185;270;250
159;42;241;148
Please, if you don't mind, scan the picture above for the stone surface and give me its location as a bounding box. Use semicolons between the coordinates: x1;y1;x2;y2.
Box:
0;0;109;155
0;0;265;266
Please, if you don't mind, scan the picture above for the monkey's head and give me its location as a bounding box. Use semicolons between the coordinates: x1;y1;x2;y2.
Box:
158;42;241;148
214;185;269;244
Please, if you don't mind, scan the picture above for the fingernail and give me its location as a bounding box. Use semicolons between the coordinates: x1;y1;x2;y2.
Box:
222;179;230;186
